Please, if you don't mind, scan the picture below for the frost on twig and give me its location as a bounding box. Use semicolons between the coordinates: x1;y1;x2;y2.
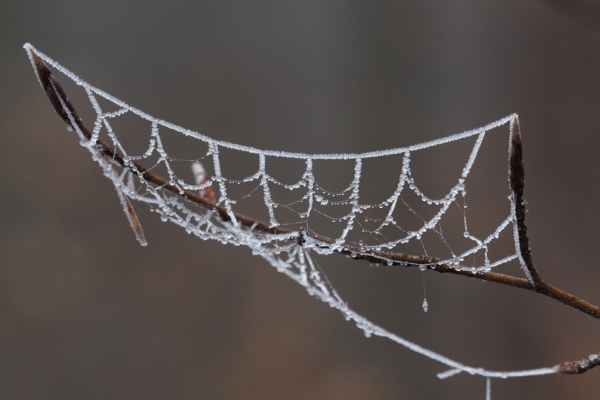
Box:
508;116;542;286
24;43;600;400
108;165;147;246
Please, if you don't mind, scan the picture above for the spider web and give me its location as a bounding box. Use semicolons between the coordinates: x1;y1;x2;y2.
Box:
25;43;555;381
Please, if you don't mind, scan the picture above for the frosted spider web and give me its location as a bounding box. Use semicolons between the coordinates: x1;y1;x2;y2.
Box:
25;43;556;383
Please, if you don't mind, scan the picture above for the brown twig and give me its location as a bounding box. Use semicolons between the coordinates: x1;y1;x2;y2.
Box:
26;47;600;335
509;117;543;286
554;352;600;374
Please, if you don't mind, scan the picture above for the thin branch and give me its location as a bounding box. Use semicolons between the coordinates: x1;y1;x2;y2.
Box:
509;117;543;286
554;352;600;374
26;47;600;334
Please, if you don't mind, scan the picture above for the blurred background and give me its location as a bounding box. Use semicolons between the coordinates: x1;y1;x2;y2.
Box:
2;0;600;399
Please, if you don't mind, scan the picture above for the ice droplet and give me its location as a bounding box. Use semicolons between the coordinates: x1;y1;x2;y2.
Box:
422;299;429;312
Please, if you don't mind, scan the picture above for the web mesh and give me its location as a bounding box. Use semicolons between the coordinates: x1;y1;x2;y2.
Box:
25;43;555;380
88;104;517;272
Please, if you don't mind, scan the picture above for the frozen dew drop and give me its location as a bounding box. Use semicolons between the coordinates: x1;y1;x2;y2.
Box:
422;299;429;312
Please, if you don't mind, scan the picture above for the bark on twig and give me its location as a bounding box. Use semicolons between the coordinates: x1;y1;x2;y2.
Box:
509;117;543;286
554;353;600;374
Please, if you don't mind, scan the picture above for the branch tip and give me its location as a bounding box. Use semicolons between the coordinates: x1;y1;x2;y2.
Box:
24;44;82;130
508;116;544;286
509;116;524;194
553;353;600;374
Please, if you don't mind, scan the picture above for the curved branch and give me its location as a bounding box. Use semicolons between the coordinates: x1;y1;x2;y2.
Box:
26;47;600;331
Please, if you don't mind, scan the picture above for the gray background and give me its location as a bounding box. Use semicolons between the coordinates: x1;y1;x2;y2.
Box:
2;1;600;399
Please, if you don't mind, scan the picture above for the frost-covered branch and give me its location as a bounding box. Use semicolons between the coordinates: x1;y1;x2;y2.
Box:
27;45;600;374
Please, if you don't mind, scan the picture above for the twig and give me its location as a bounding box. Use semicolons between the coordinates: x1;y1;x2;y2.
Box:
554;352;600;374
509;117;543;286
26;47;600;338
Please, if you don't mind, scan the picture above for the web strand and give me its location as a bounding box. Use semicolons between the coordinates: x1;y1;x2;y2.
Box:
24;43;559;382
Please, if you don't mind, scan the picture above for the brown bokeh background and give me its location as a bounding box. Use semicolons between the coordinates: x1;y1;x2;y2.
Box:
2;1;600;399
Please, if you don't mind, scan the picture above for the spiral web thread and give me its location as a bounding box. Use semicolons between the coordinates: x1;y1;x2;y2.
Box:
25;43;555;381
